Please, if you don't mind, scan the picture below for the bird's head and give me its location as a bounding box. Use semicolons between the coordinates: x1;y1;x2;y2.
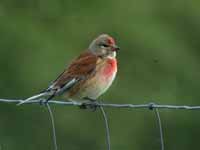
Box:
89;34;120;58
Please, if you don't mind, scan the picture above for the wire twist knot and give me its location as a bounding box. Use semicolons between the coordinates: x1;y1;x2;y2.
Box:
148;102;156;110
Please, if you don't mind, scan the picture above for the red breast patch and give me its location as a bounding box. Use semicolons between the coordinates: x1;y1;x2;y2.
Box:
103;58;117;77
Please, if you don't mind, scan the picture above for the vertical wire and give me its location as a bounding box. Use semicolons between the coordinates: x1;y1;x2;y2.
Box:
154;108;164;150
46;103;58;150
99;106;111;150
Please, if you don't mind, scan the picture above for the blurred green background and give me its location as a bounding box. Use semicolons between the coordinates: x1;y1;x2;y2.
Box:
0;0;200;150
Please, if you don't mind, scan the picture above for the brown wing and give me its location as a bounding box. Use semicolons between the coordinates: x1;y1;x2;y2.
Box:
52;51;98;90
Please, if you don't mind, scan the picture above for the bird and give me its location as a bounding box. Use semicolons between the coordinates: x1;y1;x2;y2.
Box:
18;34;119;105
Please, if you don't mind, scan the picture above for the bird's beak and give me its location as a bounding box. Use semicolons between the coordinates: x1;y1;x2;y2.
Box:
112;45;120;52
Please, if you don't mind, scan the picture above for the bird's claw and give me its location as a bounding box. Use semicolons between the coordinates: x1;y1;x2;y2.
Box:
80;100;99;111
39;99;48;106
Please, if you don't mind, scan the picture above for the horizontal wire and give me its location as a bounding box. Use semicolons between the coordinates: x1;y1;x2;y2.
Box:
0;99;200;110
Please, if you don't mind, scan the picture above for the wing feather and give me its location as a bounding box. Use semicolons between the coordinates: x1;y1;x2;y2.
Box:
49;51;98;94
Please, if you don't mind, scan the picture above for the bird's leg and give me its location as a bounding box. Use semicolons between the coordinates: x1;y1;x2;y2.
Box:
80;97;99;111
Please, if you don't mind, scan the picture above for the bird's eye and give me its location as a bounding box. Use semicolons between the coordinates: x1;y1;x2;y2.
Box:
100;44;109;48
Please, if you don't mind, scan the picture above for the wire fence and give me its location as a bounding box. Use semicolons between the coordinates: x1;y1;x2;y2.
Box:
1;99;200;109
1;98;200;150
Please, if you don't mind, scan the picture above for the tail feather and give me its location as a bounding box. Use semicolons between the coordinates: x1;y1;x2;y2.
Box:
17;92;50;105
